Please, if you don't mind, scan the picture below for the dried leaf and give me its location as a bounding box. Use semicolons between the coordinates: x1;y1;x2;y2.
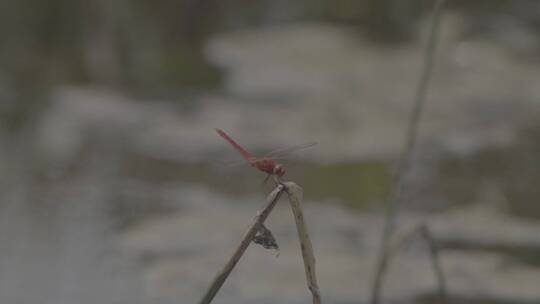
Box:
253;224;279;252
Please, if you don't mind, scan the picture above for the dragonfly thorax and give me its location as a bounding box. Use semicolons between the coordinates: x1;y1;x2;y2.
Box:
252;158;286;177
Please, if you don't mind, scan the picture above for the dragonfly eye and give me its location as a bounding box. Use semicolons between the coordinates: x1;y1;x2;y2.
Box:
274;165;286;177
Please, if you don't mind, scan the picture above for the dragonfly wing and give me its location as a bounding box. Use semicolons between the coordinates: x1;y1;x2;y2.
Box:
265;142;317;158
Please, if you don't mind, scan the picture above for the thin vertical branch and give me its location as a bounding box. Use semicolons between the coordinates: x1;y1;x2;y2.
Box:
198;184;286;304
375;224;447;304
370;1;447;304
420;226;447;304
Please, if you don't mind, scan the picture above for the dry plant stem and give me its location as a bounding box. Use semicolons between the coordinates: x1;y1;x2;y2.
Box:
383;224;447;304
370;1;447;304
421;226;447;304
284;182;322;304
198;184;286;304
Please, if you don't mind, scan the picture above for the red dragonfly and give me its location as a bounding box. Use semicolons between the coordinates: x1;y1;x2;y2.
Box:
215;128;316;180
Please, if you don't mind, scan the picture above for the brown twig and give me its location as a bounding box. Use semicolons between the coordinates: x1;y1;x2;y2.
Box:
198;183;286;304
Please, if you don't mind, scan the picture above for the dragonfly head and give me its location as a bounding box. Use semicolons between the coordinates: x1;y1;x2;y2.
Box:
274;164;286;177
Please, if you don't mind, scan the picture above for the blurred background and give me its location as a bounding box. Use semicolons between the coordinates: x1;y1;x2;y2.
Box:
2;0;540;303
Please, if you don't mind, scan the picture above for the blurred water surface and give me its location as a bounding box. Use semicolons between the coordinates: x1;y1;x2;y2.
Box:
2;1;540;304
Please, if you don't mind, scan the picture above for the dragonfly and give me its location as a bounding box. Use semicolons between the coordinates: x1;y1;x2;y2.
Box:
215;128;316;181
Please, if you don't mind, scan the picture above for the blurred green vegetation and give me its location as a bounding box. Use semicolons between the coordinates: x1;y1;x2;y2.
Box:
2;0;538;91
301;161;390;208
120;152;391;209
435;123;540;218
0;0;534;136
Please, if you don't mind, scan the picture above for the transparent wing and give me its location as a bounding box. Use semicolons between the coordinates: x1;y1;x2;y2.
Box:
265;142;317;158
214;142;316;167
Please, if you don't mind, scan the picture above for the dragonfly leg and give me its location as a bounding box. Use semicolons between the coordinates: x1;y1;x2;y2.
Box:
263;174;272;185
272;174;282;185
